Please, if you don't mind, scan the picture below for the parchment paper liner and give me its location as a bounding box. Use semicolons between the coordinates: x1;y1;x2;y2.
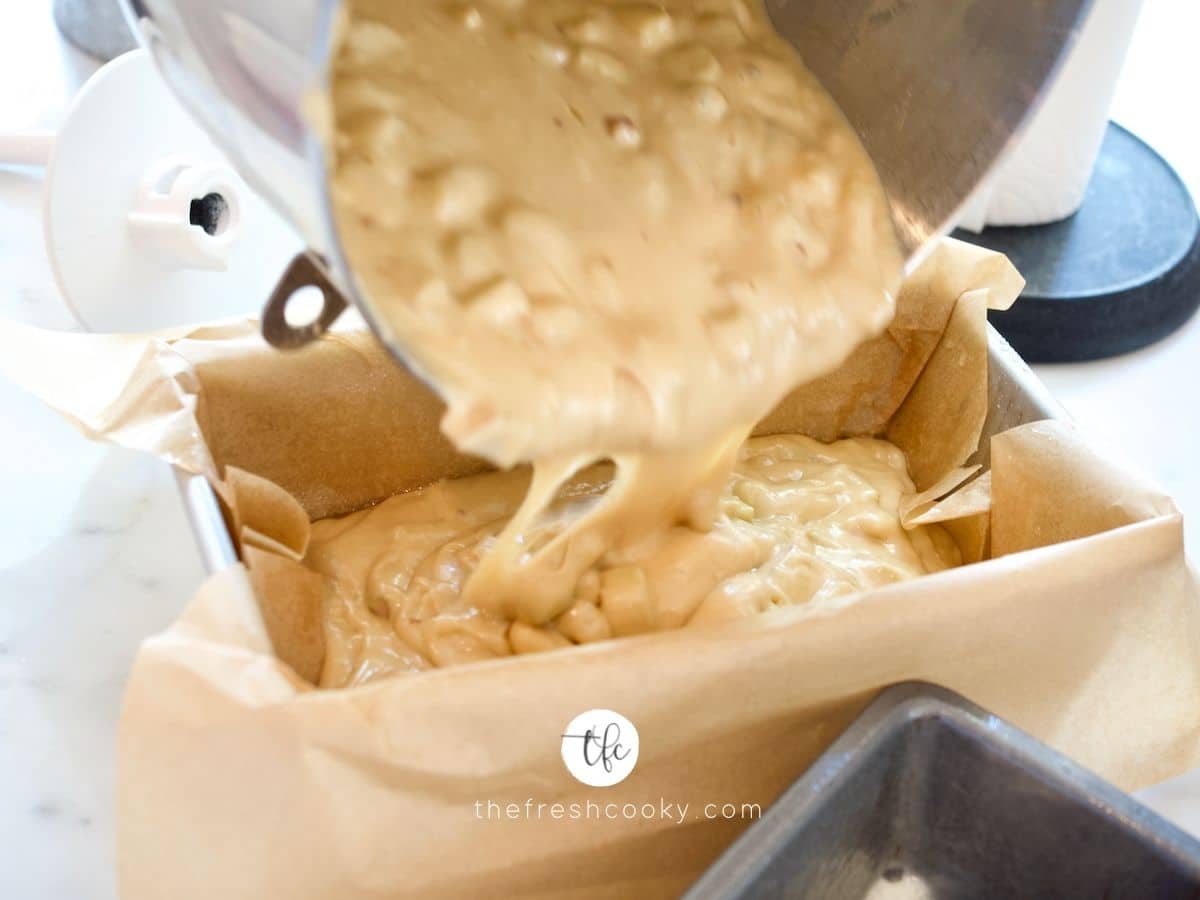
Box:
2;239;1196;899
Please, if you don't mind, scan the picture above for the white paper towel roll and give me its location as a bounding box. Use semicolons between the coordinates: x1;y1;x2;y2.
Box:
957;0;1144;231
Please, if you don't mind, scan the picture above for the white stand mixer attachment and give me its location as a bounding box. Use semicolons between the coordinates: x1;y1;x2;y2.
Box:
0;48;301;333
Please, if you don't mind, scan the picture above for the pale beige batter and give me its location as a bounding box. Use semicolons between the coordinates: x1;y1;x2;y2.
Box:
329;0;905;628
309;435;958;688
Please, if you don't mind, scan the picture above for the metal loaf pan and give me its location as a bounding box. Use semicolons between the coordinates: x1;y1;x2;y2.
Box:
174;325;1065;576
684;683;1200;900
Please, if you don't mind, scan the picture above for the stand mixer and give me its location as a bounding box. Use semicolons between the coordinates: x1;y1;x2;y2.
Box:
122;0;1094;356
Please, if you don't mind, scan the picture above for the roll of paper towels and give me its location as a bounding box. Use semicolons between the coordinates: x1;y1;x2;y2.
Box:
957;0;1144;231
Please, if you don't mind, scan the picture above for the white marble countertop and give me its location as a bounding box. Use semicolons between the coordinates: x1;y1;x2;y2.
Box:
1;2;1198;896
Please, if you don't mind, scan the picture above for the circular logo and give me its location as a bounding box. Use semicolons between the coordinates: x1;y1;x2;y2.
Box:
561;708;639;787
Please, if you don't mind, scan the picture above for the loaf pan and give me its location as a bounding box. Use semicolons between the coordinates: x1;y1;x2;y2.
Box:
685;682;1200;900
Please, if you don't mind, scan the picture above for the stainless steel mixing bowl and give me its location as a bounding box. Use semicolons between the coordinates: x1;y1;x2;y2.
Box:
123;0;1094;350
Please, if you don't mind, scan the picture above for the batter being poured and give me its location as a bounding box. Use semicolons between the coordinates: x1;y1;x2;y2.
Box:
328;1;905;637
310;436;959;687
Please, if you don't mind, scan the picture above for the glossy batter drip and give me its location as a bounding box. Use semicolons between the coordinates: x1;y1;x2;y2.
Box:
309;436;959;688
330;1;903;627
